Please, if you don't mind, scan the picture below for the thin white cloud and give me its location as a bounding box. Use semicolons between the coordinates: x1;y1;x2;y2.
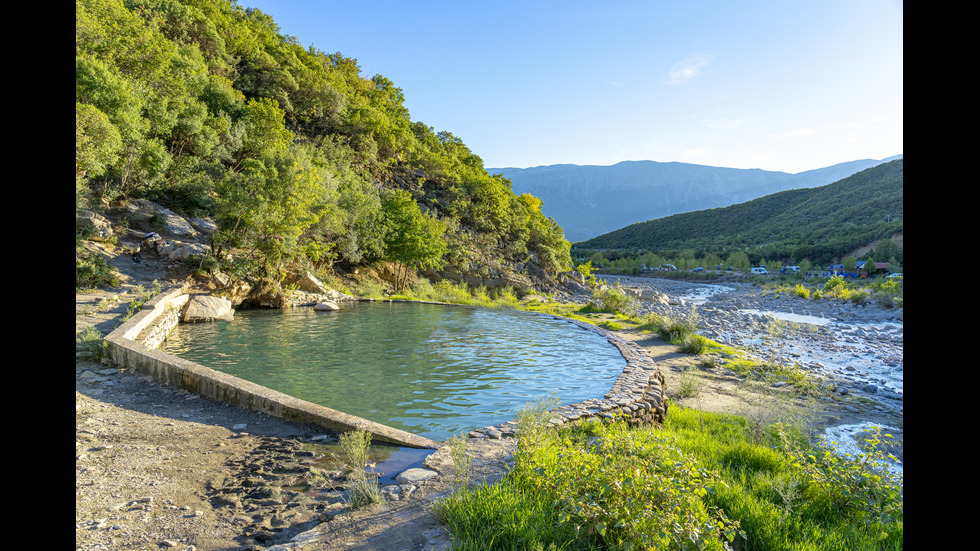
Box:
669;52;714;84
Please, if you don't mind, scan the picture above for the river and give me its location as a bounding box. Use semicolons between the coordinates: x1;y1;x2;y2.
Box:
603;275;903;474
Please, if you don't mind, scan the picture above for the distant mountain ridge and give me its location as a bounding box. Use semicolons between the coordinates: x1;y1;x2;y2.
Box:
576;159;904;265
490;155;903;242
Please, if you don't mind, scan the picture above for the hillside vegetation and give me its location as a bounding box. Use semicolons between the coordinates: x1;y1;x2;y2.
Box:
575;159;903;266
76;0;570;290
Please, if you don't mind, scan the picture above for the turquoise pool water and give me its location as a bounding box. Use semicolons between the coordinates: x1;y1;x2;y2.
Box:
163;301;625;441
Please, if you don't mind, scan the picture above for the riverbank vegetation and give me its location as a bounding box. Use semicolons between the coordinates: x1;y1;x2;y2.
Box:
436;399;903;550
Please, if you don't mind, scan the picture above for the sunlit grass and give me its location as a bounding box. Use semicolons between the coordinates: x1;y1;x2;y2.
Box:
436;405;903;551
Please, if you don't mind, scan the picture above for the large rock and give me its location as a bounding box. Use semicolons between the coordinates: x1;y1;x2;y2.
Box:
182;295;234;322
284;271;331;295
167;242;210;261
640;289;670;304
214;279;253;308
186;216;217;234
76;210;113;241
395;468;439;484
127;199;197;237
242;277;287;309
561;270;586;285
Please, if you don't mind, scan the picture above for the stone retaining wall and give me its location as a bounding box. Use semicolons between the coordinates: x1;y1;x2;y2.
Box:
466;315;669;440
105;292;668;449
104;287;440;450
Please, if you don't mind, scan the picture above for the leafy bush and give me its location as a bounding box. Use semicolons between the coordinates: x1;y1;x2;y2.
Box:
76;325;109;362
793;283;811;299
849;289;871;305
439;415;744;550
75;251;119;289
871;277;903;308
787;427;903;529
641;309;699;345
681;333;711;355
574;261;598;286
583;286;638;316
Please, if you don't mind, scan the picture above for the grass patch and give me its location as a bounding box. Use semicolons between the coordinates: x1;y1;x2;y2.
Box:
75;251;120;289
437;404;902;551
390;279;522;309
76;325;110;362
338;429;383;509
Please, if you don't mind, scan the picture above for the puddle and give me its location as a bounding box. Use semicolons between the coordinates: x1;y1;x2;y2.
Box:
741;308;832;326
307;441;435;486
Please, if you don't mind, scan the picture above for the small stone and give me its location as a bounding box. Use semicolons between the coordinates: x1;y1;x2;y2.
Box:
395;468;439;484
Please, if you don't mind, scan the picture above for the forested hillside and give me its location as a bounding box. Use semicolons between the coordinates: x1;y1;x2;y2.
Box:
76;0;571;290
575;159;903;265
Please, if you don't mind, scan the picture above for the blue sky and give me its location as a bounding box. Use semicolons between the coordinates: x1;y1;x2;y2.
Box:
241;0;903;174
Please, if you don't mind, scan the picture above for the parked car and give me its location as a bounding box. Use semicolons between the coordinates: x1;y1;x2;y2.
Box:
751;267;769;275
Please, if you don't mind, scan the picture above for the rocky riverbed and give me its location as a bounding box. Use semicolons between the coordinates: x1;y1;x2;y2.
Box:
605;275;903;408
604;274;904;471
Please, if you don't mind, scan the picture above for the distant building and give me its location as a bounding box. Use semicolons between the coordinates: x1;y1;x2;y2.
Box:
857;261;890;276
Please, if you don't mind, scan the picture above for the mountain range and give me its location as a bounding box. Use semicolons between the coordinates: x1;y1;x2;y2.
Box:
489;155;903;242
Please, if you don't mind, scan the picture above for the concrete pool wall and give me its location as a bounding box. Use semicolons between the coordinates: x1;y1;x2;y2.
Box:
104;286;669;448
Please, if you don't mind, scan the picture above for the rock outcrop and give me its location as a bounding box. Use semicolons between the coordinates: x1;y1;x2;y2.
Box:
76;210;114;241
182;295;235;322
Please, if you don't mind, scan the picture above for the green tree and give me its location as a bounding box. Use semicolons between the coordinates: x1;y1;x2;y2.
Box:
726;251;750;272
236;97;294;167
213;145;330;271
382;189;448;290
75;102;123;185
799;258;812;277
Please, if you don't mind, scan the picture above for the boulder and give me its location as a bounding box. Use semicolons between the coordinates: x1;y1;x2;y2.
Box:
242;277;287;309
285;271;331;295
167;242;210;261
187;216;217;234
76;210;114;241
560;277;591;295
395;468;439;484
182;295;235;322
313;301;340;311
640;289;670;304
215;279;253;308
127;199;197;237
560;270;586;285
